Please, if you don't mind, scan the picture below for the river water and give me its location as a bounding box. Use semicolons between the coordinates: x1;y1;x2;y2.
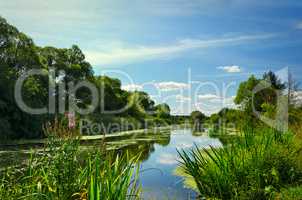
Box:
108;129;223;199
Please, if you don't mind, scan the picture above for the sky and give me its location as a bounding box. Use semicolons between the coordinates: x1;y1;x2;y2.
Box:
1;0;302;115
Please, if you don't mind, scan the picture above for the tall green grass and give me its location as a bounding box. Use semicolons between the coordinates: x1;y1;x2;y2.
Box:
87;153;140;200
178;129;302;199
0;124;141;200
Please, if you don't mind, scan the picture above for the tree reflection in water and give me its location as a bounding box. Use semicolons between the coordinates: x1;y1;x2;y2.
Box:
109;132;172;162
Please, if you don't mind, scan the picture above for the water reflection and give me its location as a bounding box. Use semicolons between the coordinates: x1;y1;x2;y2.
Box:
110;132;171;162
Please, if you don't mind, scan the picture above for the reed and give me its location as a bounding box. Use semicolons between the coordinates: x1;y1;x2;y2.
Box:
178;128;302;199
0;124;141;200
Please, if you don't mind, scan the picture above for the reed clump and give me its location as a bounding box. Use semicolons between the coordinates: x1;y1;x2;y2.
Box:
178;128;302;200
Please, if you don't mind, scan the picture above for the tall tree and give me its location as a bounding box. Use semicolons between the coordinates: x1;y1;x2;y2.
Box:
190;111;206;123
155;103;171;118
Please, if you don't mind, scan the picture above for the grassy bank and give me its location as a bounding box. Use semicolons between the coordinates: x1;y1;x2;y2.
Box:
178;128;302;200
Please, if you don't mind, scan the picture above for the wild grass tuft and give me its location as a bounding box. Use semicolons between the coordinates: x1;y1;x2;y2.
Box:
178;128;302;200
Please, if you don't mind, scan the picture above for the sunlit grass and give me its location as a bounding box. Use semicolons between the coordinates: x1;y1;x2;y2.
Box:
178;128;302;200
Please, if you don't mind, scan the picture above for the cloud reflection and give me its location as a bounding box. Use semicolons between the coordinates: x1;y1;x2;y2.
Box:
157;153;178;165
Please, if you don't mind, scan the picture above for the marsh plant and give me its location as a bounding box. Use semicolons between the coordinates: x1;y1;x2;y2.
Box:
178;128;302;200
0;124;141;200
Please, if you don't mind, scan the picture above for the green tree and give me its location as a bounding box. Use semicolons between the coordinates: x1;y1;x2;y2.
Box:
0;16;48;139
94;76;128;113
155;103;171;118
234;71;286;128
190;111;207;132
190;111;206;123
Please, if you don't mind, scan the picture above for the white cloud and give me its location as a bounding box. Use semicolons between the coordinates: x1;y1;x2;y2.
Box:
122;81;190;93
156;153;178;165
195;94;236;115
292;91;302;106
85;35;273;66
176;95;191;102
171;93;237;116
208;95;235;103
175;142;193;149
217;65;242;73
121;84;143;91
198;94;221;100
154;81;189;91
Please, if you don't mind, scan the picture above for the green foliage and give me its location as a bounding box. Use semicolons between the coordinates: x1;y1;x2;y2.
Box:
155;103;171;118
189;111;207;132
0;136;141;200
178;129;302;200
263;71;286;91
234;72;286;122
209;113;220;125
146;117;170;127
94;76;128;113
234;75;259;107
88;153;141;200
0;137;84;199
278;186;302;199
170;115;190;124
190;111;206;123
0;16;48;139
217;108;241;123
0;16;96;139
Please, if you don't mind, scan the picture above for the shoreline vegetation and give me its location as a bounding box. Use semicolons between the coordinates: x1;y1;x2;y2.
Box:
177;128;302;199
0;125;142;200
173;71;302;198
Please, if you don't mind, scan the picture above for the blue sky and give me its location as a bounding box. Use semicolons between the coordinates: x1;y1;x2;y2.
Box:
1;0;302;115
